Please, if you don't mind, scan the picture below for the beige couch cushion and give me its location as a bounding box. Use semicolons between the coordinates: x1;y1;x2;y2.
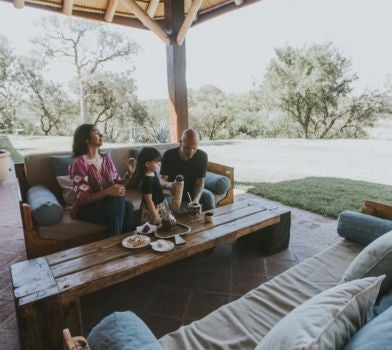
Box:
159;239;363;350
38;210;107;240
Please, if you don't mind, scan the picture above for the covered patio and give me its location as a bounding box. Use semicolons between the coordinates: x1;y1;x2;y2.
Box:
0;161;340;349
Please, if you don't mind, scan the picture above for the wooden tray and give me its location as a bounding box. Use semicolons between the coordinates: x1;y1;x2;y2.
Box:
155;222;191;239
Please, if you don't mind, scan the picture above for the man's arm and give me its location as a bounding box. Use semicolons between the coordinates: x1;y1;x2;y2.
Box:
159;174;173;191
193;178;205;203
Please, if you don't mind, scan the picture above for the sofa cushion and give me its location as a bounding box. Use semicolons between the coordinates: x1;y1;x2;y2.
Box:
50;155;72;176
204;171;231;195
159;240;363;350
341;230;392;294
27;185;64;226
37;210;106;240
87;311;162;350
255;276;384;350
344;303;392;350
337;210;392;245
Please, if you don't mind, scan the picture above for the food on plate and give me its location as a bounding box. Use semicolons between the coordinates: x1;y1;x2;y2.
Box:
129;235;147;247
142;224;151;233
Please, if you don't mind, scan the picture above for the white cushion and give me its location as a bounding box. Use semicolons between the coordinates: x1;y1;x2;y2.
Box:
255;276;384;350
342;230;392;294
56;175;74;208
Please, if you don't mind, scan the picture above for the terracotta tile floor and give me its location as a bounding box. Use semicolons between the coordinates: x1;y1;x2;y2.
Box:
0;164;342;349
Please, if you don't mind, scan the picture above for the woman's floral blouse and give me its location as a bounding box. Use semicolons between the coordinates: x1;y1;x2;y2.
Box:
69;154;126;218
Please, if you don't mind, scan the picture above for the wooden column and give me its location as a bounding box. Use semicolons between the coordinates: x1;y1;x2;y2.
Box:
165;0;188;142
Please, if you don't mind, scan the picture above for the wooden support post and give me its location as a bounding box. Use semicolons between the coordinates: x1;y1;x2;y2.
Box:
165;0;189;142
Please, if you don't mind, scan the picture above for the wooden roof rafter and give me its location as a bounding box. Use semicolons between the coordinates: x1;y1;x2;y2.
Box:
62;0;73;15
13;0;24;9
176;0;203;46
146;0;160;18
117;0;171;45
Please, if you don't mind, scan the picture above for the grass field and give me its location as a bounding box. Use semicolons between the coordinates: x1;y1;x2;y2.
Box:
237;177;392;218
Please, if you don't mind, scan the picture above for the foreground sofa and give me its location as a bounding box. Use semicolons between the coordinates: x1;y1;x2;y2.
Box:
64;200;392;350
15;144;234;258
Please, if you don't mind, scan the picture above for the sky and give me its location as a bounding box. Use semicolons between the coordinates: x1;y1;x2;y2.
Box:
0;0;392;99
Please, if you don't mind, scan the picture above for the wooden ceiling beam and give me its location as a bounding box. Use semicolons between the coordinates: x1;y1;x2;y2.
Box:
120;0;171;45
63;0;74;15
176;0;203;46
146;0;160;18
104;0;119;22
13;0;24;9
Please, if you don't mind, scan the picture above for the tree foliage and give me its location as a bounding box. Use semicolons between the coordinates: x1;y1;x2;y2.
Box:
261;43;384;138
84;71;148;142
18;57;76;135
32;16;140;123
0;35;21;132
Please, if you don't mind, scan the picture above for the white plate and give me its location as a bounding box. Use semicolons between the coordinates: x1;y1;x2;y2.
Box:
136;223;158;235
122;235;151;249
150;239;174;252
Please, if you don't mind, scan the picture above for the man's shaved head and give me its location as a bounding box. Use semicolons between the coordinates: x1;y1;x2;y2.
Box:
180;129;199;160
181;129;199;143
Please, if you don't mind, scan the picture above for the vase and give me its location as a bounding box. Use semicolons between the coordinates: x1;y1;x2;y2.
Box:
0;150;10;184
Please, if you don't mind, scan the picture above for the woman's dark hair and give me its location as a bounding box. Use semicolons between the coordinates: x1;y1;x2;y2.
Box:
72;124;96;157
134;147;162;182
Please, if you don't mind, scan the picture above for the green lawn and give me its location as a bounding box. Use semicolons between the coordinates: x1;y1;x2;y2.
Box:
236;177;392;218
0;135;24;163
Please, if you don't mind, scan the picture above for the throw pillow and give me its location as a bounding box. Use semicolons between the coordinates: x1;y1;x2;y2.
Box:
87;311;162;350
341;230;392;294
26;185;64;226
337;210;392;246
204;171;231;195
50;155;72;177
56;175;74;208
344;304;392;350
255;276;385;350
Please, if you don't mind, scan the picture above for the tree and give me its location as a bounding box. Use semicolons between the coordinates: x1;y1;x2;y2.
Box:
32;16;140;123
84;71;148;143
0;35;21;133
261;43;383;138
18;57;76;135
189;85;234;140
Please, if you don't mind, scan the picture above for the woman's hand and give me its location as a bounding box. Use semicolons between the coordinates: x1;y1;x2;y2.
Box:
126;158;137;176
106;184;126;197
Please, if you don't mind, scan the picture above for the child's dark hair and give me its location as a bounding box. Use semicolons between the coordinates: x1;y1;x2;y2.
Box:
134;147;162;182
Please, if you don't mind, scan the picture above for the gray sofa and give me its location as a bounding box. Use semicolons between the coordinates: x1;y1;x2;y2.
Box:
15;144;234;258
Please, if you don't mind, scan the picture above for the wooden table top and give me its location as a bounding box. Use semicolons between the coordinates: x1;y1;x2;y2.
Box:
12;198;285;306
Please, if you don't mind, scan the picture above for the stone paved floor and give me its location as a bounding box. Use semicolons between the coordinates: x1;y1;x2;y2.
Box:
0;165;341;349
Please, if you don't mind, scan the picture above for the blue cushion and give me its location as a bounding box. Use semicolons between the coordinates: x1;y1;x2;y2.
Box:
204;171;231;195
50;155;72;176
337;210;392;246
374;293;392;316
26;185;63;226
87;311;162;350
344;304;392;349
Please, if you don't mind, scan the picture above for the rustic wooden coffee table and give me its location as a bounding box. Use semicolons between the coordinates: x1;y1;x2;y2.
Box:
11;196;290;349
